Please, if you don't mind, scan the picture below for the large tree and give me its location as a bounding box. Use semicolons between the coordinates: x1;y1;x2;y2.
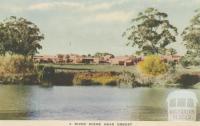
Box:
182;9;200;58
123;8;178;55
0;16;44;57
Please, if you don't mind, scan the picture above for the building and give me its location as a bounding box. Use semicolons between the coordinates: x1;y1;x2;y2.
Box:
33;54;141;66
33;55;58;63
68;54;83;64
93;57;105;64
161;55;182;63
109;56;136;66
82;57;94;64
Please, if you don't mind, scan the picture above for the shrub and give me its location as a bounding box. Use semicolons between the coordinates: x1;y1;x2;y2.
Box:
192;58;200;66
43;66;55;79
0;54;33;76
91;76;118;86
119;71;137;87
135;74;154;87
0;75;22;84
73;72;119;86
21;74;40;85
168;61;176;73
0;54;38;84
180;56;191;67
180;56;200;67
36;66;55;85
137;55;168;76
79;80;101;86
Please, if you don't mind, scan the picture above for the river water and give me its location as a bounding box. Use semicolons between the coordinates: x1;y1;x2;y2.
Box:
0;85;200;120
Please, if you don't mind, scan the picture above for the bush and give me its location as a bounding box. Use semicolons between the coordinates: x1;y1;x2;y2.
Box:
137;55;168;76
91;76;118;86
0;75;22;84
192;58;200;66
135;75;154;87
21;74;40;85
36;66;55;85
73;72;119;86
119;71;137;87
0;54;33;76
168;61;176;73
79;80;101;86
0;54;37;84
0;74;39;85
180;56;191;67
180;56;200;67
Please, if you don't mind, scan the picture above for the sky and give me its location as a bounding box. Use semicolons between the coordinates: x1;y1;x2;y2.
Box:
0;0;199;56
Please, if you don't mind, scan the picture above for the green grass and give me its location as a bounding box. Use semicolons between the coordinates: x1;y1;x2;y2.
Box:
175;65;200;74
38;63;200;74
39;63;200;74
38;63;137;73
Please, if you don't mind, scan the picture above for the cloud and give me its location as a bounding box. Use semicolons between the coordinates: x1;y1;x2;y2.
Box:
0;4;24;13
28;3;52;10
28;0;129;11
83;11;135;23
155;0;200;8
0;0;130;14
28;2;84;10
86;3;113;11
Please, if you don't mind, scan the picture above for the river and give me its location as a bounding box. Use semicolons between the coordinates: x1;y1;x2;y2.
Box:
0;85;199;120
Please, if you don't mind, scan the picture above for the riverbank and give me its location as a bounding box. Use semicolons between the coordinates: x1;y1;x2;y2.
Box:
41;64;200;88
0;64;200;88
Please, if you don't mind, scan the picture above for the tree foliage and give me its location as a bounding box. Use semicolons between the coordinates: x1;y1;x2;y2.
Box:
182;9;200;58
0;16;44;57
166;48;177;55
94;52;114;57
123;8;177;55
180;56;192;68
137;55;168;76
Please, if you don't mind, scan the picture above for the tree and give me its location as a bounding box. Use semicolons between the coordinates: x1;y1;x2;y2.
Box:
94;52;114;57
0;22;7;55
0;16;44;58
123;8;178;55
182;9;200;58
167;48;177;55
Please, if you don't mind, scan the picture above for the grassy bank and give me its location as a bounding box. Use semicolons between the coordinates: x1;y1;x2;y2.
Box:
39;63;137;73
1;62;200;88
35;64;200;88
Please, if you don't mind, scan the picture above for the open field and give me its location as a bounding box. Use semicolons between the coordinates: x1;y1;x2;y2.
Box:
39;63;200;76
39;63;137;73
40;63;200;72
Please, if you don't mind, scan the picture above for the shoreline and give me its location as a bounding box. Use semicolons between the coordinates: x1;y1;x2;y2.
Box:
0;63;200;89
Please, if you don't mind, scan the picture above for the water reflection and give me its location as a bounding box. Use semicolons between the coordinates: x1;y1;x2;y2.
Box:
0;85;199;120
0;85;31;119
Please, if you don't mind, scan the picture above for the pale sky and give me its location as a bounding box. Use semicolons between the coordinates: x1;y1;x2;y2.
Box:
0;0;199;56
